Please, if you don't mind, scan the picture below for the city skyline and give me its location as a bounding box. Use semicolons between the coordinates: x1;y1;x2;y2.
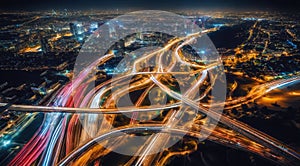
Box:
0;0;299;11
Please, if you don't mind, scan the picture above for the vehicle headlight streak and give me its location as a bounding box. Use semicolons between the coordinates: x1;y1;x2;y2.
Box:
3;10;300;166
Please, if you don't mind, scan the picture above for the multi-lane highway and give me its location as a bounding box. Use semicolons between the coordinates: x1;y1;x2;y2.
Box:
1;30;300;166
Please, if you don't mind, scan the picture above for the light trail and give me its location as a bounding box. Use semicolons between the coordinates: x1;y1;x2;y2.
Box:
57;124;294;166
3;75;300;164
150;75;300;164
3;27;300;166
134;66;210;166
0;102;181;114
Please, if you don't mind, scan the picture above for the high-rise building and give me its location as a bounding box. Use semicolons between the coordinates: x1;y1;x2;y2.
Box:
69;22;76;35
40;37;50;54
69;22;85;41
89;22;98;32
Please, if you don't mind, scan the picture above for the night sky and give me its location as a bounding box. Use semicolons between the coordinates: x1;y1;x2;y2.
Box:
0;0;299;11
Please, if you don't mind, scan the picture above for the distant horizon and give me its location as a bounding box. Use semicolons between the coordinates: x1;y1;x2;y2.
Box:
0;0;299;12
0;7;299;13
